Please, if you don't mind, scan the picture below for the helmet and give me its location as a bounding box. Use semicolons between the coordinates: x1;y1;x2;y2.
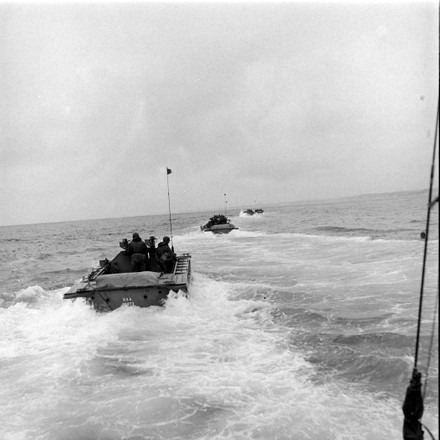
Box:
132;232;140;239
163;236;170;243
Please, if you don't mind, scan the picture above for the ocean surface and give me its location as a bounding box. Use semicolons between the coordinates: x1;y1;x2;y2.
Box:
0;189;438;440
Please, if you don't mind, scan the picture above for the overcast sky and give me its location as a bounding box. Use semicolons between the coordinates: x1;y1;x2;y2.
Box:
1;1;438;226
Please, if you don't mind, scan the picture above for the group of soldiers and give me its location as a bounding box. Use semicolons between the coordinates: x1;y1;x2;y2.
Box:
124;233;176;273
204;214;228;228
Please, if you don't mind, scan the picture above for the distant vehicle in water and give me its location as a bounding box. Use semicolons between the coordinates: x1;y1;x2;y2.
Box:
243;209;255;215
200;214;238;234
240;208;264;215
64;238;191;312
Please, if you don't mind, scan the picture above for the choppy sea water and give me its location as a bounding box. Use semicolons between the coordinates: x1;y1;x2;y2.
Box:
0;189;438;440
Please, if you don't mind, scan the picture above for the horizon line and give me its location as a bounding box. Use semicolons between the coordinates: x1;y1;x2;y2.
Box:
1;187;436;228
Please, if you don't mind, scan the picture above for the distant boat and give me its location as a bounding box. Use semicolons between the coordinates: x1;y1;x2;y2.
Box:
64;239;191;312
240;208;264;215
201;214;238;234
243;209;255;215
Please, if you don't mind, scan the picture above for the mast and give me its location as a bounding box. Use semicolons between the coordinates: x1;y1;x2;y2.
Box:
224;193;227;216
166;167;174;249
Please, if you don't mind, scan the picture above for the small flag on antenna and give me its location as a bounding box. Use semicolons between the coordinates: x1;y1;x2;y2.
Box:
166;167;172;175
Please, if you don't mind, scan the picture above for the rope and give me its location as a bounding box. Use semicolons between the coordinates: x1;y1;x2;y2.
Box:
421;423;437;440
413;99;439;369
423;290;439;400
404;97;439;440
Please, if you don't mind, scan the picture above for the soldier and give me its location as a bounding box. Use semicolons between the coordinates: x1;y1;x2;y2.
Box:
155;236;176;273
126;232;148;272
